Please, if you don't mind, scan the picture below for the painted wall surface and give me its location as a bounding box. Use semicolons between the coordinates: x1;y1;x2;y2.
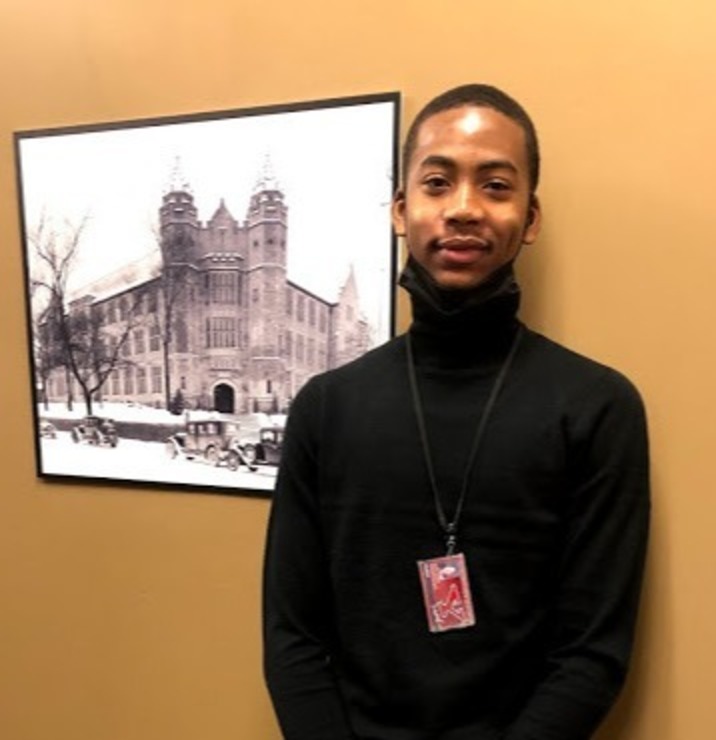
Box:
1;1;714;738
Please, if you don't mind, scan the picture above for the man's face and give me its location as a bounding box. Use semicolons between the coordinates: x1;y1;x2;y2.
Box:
392;105;541;291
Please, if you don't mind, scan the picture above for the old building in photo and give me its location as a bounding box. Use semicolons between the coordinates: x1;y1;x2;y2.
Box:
43;170;372;415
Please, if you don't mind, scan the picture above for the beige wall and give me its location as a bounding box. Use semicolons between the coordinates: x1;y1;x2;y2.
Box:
1;1;714;737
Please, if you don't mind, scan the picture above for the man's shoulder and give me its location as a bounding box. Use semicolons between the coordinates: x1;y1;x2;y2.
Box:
311;335;405;385
521;329;644;404
291;335;405;407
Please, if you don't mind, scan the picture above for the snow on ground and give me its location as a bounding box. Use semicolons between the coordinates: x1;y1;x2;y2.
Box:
38;400;287;430
39;432;277;494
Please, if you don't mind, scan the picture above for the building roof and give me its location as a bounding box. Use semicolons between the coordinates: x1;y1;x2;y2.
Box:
69;250;162;304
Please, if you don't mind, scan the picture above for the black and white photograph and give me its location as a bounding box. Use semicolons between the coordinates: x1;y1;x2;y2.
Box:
16;92;400;495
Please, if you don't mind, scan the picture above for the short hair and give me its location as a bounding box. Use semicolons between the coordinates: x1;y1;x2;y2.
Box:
402;84;540;192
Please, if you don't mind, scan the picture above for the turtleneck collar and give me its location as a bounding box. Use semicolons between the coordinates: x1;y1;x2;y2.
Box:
399;255;522;368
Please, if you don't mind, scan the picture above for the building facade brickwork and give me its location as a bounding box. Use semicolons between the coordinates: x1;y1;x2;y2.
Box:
44;176;371;415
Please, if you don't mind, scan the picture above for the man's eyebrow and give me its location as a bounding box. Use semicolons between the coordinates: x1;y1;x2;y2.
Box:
477;159;519;175
416;155;519;175
417;154;455;170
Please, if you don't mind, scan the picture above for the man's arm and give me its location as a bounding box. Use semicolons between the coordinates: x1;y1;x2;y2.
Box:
504;372;650;740
263;379;354;740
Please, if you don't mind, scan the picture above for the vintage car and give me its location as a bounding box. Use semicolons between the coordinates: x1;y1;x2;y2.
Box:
166;418;257;472
38;420;57;439
71;416;118;447
241;426;284;466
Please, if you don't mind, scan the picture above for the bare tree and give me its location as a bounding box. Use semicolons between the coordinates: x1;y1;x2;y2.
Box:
158;265;193;412
61;297;138;415
149;222;195;412
29;214;137;415
29;214;86;411
32;296;65;411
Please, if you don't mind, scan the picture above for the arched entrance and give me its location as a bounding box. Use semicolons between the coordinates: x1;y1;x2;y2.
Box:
213;383;235;414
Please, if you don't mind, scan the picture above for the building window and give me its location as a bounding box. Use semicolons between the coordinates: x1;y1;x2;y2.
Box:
147;289;158;313
111;369;120;395
296;334;305;363
175;317;188;353
137;366;147;394
285;330;292;357
150;323;160;352
297;295;305;322
206;317;237;348
319;307;327;332
286;288;292;316
124;367;134;394
307;337;315;367
133;328;145;355
309;301;316;327
151;366;162;393
210;271;239;304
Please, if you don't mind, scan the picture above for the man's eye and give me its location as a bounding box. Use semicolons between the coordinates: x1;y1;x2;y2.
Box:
423;176;450;191
484;180;512;193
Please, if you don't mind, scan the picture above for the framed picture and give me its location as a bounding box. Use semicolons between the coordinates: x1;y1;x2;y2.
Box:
16;92;400;496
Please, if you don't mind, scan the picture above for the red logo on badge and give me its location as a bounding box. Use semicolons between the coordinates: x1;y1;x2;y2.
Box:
418;553;476;632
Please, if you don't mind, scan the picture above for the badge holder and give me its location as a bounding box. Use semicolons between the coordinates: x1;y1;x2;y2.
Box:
417;552;476;632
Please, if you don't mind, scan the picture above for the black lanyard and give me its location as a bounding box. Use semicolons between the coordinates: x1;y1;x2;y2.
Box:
405;325;524;555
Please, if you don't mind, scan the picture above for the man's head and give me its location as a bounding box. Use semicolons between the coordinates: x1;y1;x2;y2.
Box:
401;84;540;194
393;84;542;291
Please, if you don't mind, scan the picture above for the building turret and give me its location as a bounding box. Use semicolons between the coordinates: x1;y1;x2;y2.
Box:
331;265;370;367
157;159;201;410
247;154;287;224
245;156;289;411
160;158;200;266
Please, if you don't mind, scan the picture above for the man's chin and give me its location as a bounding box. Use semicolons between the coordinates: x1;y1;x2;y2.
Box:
430;269;490;292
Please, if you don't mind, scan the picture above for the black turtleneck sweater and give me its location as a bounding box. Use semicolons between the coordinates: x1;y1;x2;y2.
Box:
263;263;650;740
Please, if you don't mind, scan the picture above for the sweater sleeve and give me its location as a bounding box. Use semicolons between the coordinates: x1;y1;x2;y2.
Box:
504;372;650;740
262;379;355;740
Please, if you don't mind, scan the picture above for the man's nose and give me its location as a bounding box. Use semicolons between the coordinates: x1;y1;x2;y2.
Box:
444;184;483;223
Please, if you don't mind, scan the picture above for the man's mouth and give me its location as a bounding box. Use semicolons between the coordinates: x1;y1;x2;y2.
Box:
437;236;490;250
435;237;491;262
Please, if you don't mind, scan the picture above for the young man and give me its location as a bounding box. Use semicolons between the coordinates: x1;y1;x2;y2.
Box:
263;84;650;740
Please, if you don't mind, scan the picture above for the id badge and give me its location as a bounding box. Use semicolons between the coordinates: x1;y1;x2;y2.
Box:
417;553;476;633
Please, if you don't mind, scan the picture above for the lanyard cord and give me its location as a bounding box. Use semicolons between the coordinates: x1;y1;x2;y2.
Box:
405;325;524;554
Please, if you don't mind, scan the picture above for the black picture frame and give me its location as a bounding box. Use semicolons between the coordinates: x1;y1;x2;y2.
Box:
15;92;400;496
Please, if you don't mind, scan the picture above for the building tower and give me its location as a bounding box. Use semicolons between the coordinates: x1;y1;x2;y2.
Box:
331;265;370;368
245;157;288;412
158;159;201;410
201;198;246;414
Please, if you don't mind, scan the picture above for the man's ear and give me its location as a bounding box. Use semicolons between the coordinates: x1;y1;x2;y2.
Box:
522;194;542;245
391;189;406;237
